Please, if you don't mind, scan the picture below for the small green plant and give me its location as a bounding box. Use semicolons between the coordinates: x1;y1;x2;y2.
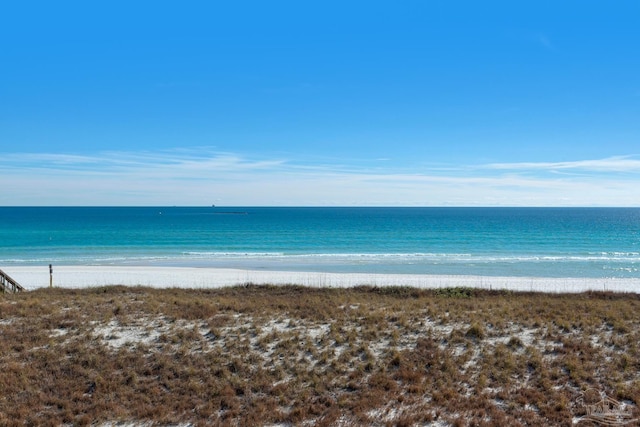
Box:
434;287;475;298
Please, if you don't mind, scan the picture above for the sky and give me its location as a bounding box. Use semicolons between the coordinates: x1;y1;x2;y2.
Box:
1;1;640;206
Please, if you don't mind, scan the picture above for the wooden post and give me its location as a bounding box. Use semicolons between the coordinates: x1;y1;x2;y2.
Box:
49;264;53;288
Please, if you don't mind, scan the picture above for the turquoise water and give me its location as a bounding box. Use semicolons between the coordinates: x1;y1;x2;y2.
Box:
1;207;640;278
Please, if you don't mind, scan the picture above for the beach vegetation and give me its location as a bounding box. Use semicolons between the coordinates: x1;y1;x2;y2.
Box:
0;285;639;425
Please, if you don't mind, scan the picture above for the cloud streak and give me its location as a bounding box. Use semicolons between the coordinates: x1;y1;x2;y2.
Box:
2;149;640;206
485;156;640;173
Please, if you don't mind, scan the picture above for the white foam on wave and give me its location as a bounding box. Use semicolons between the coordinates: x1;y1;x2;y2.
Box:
5;251;639;269
178;252;640;261
6;266;640;294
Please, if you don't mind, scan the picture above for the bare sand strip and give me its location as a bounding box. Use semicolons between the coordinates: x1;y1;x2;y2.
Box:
6;265;640;293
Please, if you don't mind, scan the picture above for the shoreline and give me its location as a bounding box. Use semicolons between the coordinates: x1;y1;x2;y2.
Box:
6;265;640;293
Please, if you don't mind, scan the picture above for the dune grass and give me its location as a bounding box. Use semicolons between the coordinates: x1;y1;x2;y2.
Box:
1;285;639;426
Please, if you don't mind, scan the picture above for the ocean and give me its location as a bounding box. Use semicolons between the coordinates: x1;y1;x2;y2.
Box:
1;207;639;278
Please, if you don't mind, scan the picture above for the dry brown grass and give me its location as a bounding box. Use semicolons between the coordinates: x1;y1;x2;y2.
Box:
1;285;639;426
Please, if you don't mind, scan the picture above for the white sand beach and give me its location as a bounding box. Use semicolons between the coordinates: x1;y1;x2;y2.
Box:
6;265;640;293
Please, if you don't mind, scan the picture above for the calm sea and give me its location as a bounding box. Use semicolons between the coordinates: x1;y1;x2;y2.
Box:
1;207;639;278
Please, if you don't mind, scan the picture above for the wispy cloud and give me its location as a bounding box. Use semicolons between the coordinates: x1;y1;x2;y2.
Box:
2;149;640;206
3;149;287;175
484;156;640;173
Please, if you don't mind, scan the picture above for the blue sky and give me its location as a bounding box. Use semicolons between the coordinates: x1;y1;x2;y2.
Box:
1;1;639;206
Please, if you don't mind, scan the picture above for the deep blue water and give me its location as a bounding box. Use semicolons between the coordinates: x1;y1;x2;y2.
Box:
1;207;640;278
